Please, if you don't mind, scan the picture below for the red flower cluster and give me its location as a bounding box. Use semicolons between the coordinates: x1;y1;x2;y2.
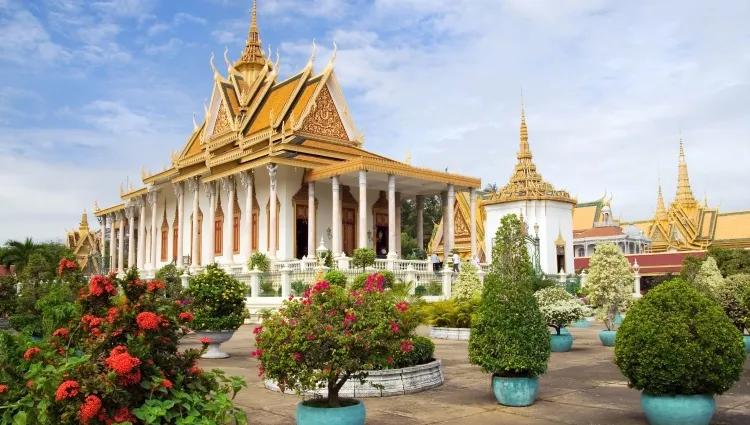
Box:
179;312;194;322
23;347;40;361
400;340;414;353
147;280;166;293
364;273;385;292
52;328;69;339
252;325;263;335
161;379;173;388
0;384;8;394
58;258;78;276
136;312;162;330
250;349;262;357
390;321;400;333
55;380;80;401
200;337;212;345
106;346;141;374
88;275;116;296
395;301;409;313
79;394;102;424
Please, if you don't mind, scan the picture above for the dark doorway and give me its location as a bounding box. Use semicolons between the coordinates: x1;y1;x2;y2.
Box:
295;204;309;259
375;226;388;258
556;246;565;273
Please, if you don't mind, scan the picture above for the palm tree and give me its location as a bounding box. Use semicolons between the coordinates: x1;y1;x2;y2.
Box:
0;238;39;272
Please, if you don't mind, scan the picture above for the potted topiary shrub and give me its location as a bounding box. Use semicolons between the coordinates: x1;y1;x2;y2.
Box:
254;273;415;425
715;274;750;353
534;286;584;352
186;263;248;359
351;248;376;273
741;283;750;352
469;214;550;407
248;252;270;272
614;278;745;425
585;243;633;346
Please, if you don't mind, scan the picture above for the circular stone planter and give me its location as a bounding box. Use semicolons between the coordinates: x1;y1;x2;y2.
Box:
641;393;715;425
550;334;574;352
744;335;750;354
429;327;471;340
492;375;539;407
266;360;444;397
296;398;366;425
599;330;617;347
196;330;235;359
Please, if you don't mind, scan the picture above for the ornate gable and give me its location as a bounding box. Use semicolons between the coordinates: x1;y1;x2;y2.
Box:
299;85;348;141
212;101;232;136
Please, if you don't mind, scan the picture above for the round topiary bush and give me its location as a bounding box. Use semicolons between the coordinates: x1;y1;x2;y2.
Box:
186;264;248;331
614;278;745;396
324;269;348;288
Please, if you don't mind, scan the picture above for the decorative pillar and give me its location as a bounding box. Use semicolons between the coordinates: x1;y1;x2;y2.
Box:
308;181;316;258
633;259;642;298
395;191;402;258
387;174;397;259
116;211;124;273
280;263;292;298
107;214;115;273
204;181;216;264
138;196;146;270
173;182;184;266
442;191;449;262
358;170;367;248
416;195;424;251
331;175;341;256
222;176;235;264
239;171;254;261
125;205;135;269
267;164;278;260
148;188;158;269
447;184;455;256
470;188;477;258
188;177;200;269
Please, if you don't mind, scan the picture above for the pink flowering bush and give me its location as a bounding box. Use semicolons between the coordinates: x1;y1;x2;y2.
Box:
254;272;418;408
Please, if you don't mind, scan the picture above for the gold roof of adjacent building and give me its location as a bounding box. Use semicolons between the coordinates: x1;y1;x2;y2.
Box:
484;102;576;205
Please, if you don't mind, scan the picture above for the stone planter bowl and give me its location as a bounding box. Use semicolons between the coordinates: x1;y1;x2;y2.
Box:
196;330;235;359
266;359;444;397
429;327;471;340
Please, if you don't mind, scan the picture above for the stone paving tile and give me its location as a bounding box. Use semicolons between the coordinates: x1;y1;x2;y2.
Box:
192;324;750;424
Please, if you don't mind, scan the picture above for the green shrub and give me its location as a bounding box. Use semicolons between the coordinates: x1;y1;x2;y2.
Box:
532;274;555;292
414;285;426;296
693;256;724;300
469;214;550;378
8;314;42;337
260;279;279;297
323;250;334;268
350;272;370;289
186;263;248;331
0;276;17;316
380;270;395;289
423;298;478;328
425;280;442;296
715;274;750;333
453;262;481;301
394;335;434;368
614;278;745;396
291;280;309;297
534;286;584;334
248;252;270;272
154;263;185;299
586;243;633;330
35;285;78;338
351;248;376;272
324;269;347;288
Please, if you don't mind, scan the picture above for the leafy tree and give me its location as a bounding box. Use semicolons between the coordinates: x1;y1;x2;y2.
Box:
0;238;38;272
707;247;750;277
0;275;18;316
692;256;723;300
586;243;632;330
468;214;550;378
400;195;443;251
715;274;750;333
154;264;185;300
400;232;418;259
534;286;584;335
483;183;498;192
453;262;481;301
351;248;376;272
680;255;704;283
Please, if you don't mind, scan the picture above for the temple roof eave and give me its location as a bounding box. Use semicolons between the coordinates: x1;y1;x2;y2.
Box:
93;203;125;217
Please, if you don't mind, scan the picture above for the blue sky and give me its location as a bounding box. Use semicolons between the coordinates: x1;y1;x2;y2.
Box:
1;0;750;241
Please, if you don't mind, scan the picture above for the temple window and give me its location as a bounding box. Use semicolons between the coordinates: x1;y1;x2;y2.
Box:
233;192;241;255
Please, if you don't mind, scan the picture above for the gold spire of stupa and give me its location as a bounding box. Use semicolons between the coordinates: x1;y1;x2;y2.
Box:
80;209;89;232
509;99;541;186
674;136;698;207
234;0;267;81
655;179;667;220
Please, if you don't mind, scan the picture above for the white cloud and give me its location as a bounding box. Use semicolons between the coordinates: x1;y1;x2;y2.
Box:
147;22;169;37
143;37;185;56
174;12;206;26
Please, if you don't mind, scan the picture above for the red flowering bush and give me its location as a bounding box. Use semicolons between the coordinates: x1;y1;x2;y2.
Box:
0;267;248;425
254;272;418;408
57;258;78;276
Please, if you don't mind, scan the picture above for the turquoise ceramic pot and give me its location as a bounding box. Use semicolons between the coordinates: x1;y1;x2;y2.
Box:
550;333;574;352
599;330;616;347
572;319;591;327
614;313;623;325
640;393;715;425
296;399;366;425
744;335;750;353
492;376;539;407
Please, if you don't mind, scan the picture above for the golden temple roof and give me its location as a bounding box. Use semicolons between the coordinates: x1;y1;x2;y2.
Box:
674;137;698;208
484;102;576;206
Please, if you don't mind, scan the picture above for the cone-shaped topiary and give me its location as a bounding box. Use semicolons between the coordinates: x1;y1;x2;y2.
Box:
614;278;745;396
468;214;550;377
586;242;632;330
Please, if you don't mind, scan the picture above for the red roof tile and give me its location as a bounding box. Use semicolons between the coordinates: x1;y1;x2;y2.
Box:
575;226;623;238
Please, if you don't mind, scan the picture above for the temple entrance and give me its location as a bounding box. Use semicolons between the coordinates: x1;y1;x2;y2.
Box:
374;212;388;258
556;246;565;273
342;207;355;256
295;204;309;259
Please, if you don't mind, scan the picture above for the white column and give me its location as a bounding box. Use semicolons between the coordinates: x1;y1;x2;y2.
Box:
442;191;449;262
138;196;146;270
240;171;254;260
174;182;184;266
204;181;216;264
358;171;367;248
470;188;477;258
188;177;200;269
222;176;235;263
416;195;424;251
447;184;455;255
148;188;158;269
126;205;135;269
387;174;397;259
331;175;341;256
107;214;115;273
308;181;316;258
267;164;278;260
395;191;402;257
116;211;125;272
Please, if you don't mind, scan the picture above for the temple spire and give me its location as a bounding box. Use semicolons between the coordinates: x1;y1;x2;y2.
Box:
655;180;667;220
509;98;541;186
674;136;698;207
80;209;89;232
234;0;267;81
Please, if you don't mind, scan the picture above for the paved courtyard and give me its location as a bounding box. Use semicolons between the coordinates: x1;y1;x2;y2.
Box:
186;324;750;424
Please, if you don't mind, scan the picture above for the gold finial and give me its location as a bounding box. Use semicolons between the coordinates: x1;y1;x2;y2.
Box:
234;0;266;81
274;48;280;73
655;179;667;220
93;200;100;211
120;183;124;196
224;46;239;76
325;40;337;71
141;167;146;180
702;191;708;208
192;113;199;131
555;228;565;247
80;209;89;231
210;52;220;80
129;182;134;192
405;150;411;164
306;38;316;69
674;134;697;207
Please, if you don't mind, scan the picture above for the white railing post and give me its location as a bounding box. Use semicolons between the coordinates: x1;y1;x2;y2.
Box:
580;269;587;287
633;271;642;298
441;264;453;298
405;264;416;295
477;269;486;285
249;266;262;300
558;269;566;287
180;269;190;289
280;264;292;298
386;256;396;271
337;254;350;270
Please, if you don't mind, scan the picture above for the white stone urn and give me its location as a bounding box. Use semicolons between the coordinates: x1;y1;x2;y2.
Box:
197;330;236;359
